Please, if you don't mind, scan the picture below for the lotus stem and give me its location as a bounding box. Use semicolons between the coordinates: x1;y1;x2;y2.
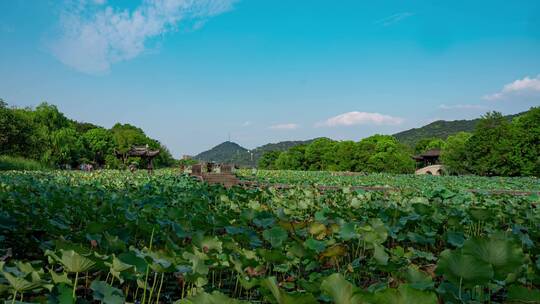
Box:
11;290;17;304
72;272;79;299
155;272;165;304
142;227;155;304
148;272;158;303
458;277;463;301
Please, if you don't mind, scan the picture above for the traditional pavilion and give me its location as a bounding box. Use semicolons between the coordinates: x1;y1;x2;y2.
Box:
125;145;160;173
413;149;441;168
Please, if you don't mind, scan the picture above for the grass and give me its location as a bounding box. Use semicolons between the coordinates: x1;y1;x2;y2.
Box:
0;155;48;171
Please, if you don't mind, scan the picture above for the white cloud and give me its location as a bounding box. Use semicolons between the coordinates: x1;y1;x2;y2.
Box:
317;111;403;127
483;75;540;101
374;12;414;27
241;121;251;127
50;0;237;74
439;104;487;110
269;123;299;130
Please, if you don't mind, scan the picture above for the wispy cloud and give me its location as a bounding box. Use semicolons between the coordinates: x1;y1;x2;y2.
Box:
317;111;403;127
269;123;299;130
49;0;237;74
241;121;251;127
374;12;414;27
483;75;540;101
439;104;487;110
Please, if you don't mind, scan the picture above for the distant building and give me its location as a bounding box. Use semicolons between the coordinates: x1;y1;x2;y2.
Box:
182;155;193;160
413;149;441;168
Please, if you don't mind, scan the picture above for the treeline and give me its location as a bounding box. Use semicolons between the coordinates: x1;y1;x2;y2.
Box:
441;108;539;176
0;99;175;169
259;107;540;177
258;135;416;174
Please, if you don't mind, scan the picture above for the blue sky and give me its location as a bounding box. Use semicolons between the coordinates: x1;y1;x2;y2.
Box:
1;0;540;156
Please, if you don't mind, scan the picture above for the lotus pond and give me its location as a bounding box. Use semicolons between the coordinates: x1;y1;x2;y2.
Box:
0;169;539;303
238;169;540;194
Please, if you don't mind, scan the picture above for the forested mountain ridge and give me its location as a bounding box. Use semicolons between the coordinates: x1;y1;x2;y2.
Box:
393;111;524;147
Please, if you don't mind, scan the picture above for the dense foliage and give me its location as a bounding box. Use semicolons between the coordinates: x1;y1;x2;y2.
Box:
258;108;540;177
260;136;415;174
392;111;522;148
0;100;175;169
0;155;48;171
455;109;540;177
1;170;539;303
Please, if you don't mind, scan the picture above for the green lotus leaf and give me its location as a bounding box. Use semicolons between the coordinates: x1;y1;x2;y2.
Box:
371;284;437;304
1;271;42;292
320;273;371;304
308;222;327;239
263;226;288;248
303;238;326;253
195;235;223;253
261;276;317;304
340;223;357;241
359;219;387;245
462;236;525;280
90;280;125;304
183;249;209;275
446;231;465;247
0;262;43;292
373;244;389;265
435;249;493;288
118;251;147;273
175;290;249;304
320;244;347;259
402;265;433;290
506;285;540;303
45;249;95;273
49;270;72;286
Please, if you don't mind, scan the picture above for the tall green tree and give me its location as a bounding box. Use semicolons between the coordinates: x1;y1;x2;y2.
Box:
258;151;281;169
512;107;540;176
356;135;415;174
45;128;84;167
441;132;472;175
465;112;518;176
304;138;336;170
82;128;115;166
275;145;307;170
333;140;357;171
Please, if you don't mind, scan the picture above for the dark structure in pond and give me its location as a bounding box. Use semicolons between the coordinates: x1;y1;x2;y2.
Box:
189;162;239;188
413;149;441;167
116;145;160;173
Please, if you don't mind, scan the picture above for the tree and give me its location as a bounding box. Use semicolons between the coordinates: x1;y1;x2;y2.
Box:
304;138;336;170
0;103;41;158
33;102;71;132
441;132;472;175
511;107;540;176
45;128;84;167
258;151;281;169
414;138;446;154
83;128;115;166
275;145;307;170
333;141;356;171
464;112;518;176
355;135;414;174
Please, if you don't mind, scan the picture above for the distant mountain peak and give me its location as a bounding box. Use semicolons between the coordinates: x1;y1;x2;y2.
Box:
194;139;317;167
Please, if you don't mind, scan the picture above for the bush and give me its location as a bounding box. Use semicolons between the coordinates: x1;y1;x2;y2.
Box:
0;155;48;171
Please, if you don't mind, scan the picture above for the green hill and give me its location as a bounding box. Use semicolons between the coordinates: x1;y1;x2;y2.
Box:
393;112;524;147
194;139;317;167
